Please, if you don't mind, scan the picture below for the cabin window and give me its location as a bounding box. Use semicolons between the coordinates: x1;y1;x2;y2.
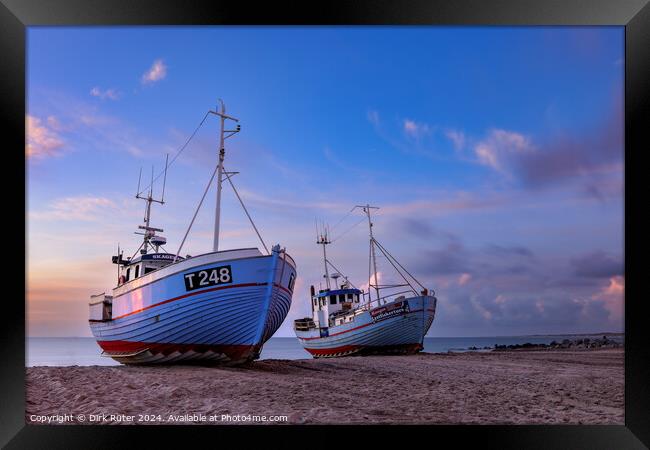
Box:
347;293;353;301
330;296;337;305
126;268;131;281
144;267;156;275
354;294;360;303
134;265;140;278
339;294;346;303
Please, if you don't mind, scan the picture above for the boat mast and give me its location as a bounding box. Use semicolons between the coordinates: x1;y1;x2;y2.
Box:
317;226;332;290
135;162;166;255
356;204;380;303
210;99;240;252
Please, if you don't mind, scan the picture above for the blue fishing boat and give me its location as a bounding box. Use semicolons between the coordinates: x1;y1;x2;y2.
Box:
294;205;436;357
89;101;297;365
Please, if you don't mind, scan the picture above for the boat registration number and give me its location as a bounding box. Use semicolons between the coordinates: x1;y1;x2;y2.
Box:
183;265;233;291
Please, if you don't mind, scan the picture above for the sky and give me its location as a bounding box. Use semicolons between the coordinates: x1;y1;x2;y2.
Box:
26;26;624;337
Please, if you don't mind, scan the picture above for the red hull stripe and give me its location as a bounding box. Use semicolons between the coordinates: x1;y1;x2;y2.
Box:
111;282;292;320
97;340;257;360
300;307;434;341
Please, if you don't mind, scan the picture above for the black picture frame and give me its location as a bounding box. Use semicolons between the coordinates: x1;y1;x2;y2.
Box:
3;0;648;448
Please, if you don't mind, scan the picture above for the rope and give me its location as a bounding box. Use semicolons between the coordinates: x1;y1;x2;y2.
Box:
137;110;211;197
223;165;269;255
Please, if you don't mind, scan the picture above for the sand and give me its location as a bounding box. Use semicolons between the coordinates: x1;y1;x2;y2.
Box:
25;349;624;425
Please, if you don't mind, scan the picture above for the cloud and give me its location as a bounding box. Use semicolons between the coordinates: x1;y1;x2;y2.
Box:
473;128;534;172
590;275;624;324
26;115;65;159
30;196;117;222
30;88;168;159
367;109;380;127
570;251;623;278
483;244;534;259
381;192;509;217
366;109;443;160
416;240;470;276
458;273;471;286
394;217;460;242
90;87;120;100
445;129;466;151
403;119;431;138
509;98;622;190
141;59;167;84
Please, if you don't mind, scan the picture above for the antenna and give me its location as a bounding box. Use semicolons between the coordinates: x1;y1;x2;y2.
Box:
136;167;142;197
150;165;154;198
354;204;380;303
134;158;167;255
317;223;332;290
161;153;169;203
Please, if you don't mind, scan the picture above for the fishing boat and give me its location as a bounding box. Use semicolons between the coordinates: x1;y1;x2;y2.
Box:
294;205;436;358
88;100;297;365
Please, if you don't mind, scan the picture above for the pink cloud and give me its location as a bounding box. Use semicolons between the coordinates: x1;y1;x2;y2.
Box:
30;196;117;222
458;273;471;286
141;59;167;84
591;275;624;323
90;86;120;100
403;118;430;138
474;128;533;172
26;115;65;159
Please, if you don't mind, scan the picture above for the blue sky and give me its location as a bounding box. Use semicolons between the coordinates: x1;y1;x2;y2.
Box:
26;26;624;337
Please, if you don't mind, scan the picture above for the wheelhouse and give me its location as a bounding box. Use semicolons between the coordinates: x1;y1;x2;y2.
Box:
115;253;185;286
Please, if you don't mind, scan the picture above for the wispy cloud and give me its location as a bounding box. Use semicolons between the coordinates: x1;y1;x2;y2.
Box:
366;110;444;160
570;251;623;279
367;109;380;127
30;196;117;222
26;115;65;159
445;129;466;151
90;87;120;100
29;88;166;159
403;119;431;139
141;59;167;85
473;128;534;172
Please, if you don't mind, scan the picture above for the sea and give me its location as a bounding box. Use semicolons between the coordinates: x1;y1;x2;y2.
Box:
26;334;624;367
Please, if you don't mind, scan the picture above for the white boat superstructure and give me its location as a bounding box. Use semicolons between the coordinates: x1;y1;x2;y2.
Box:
294;205;437;358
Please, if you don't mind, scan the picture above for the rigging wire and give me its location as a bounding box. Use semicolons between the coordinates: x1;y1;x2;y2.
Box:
223;165;269;255
128;240;145;262
173;161;220;262
329;206;356;233
325;259;359;290
331;217;366;243
136;110;211;197
373;238;429;293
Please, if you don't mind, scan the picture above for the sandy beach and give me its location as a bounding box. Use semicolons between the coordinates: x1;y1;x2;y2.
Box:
25;348;623;425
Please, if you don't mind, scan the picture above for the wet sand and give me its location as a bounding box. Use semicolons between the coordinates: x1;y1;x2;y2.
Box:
25;349;623;425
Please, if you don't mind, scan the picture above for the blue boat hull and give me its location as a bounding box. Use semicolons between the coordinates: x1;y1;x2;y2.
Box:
89;248;296;365
295;295;436;358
